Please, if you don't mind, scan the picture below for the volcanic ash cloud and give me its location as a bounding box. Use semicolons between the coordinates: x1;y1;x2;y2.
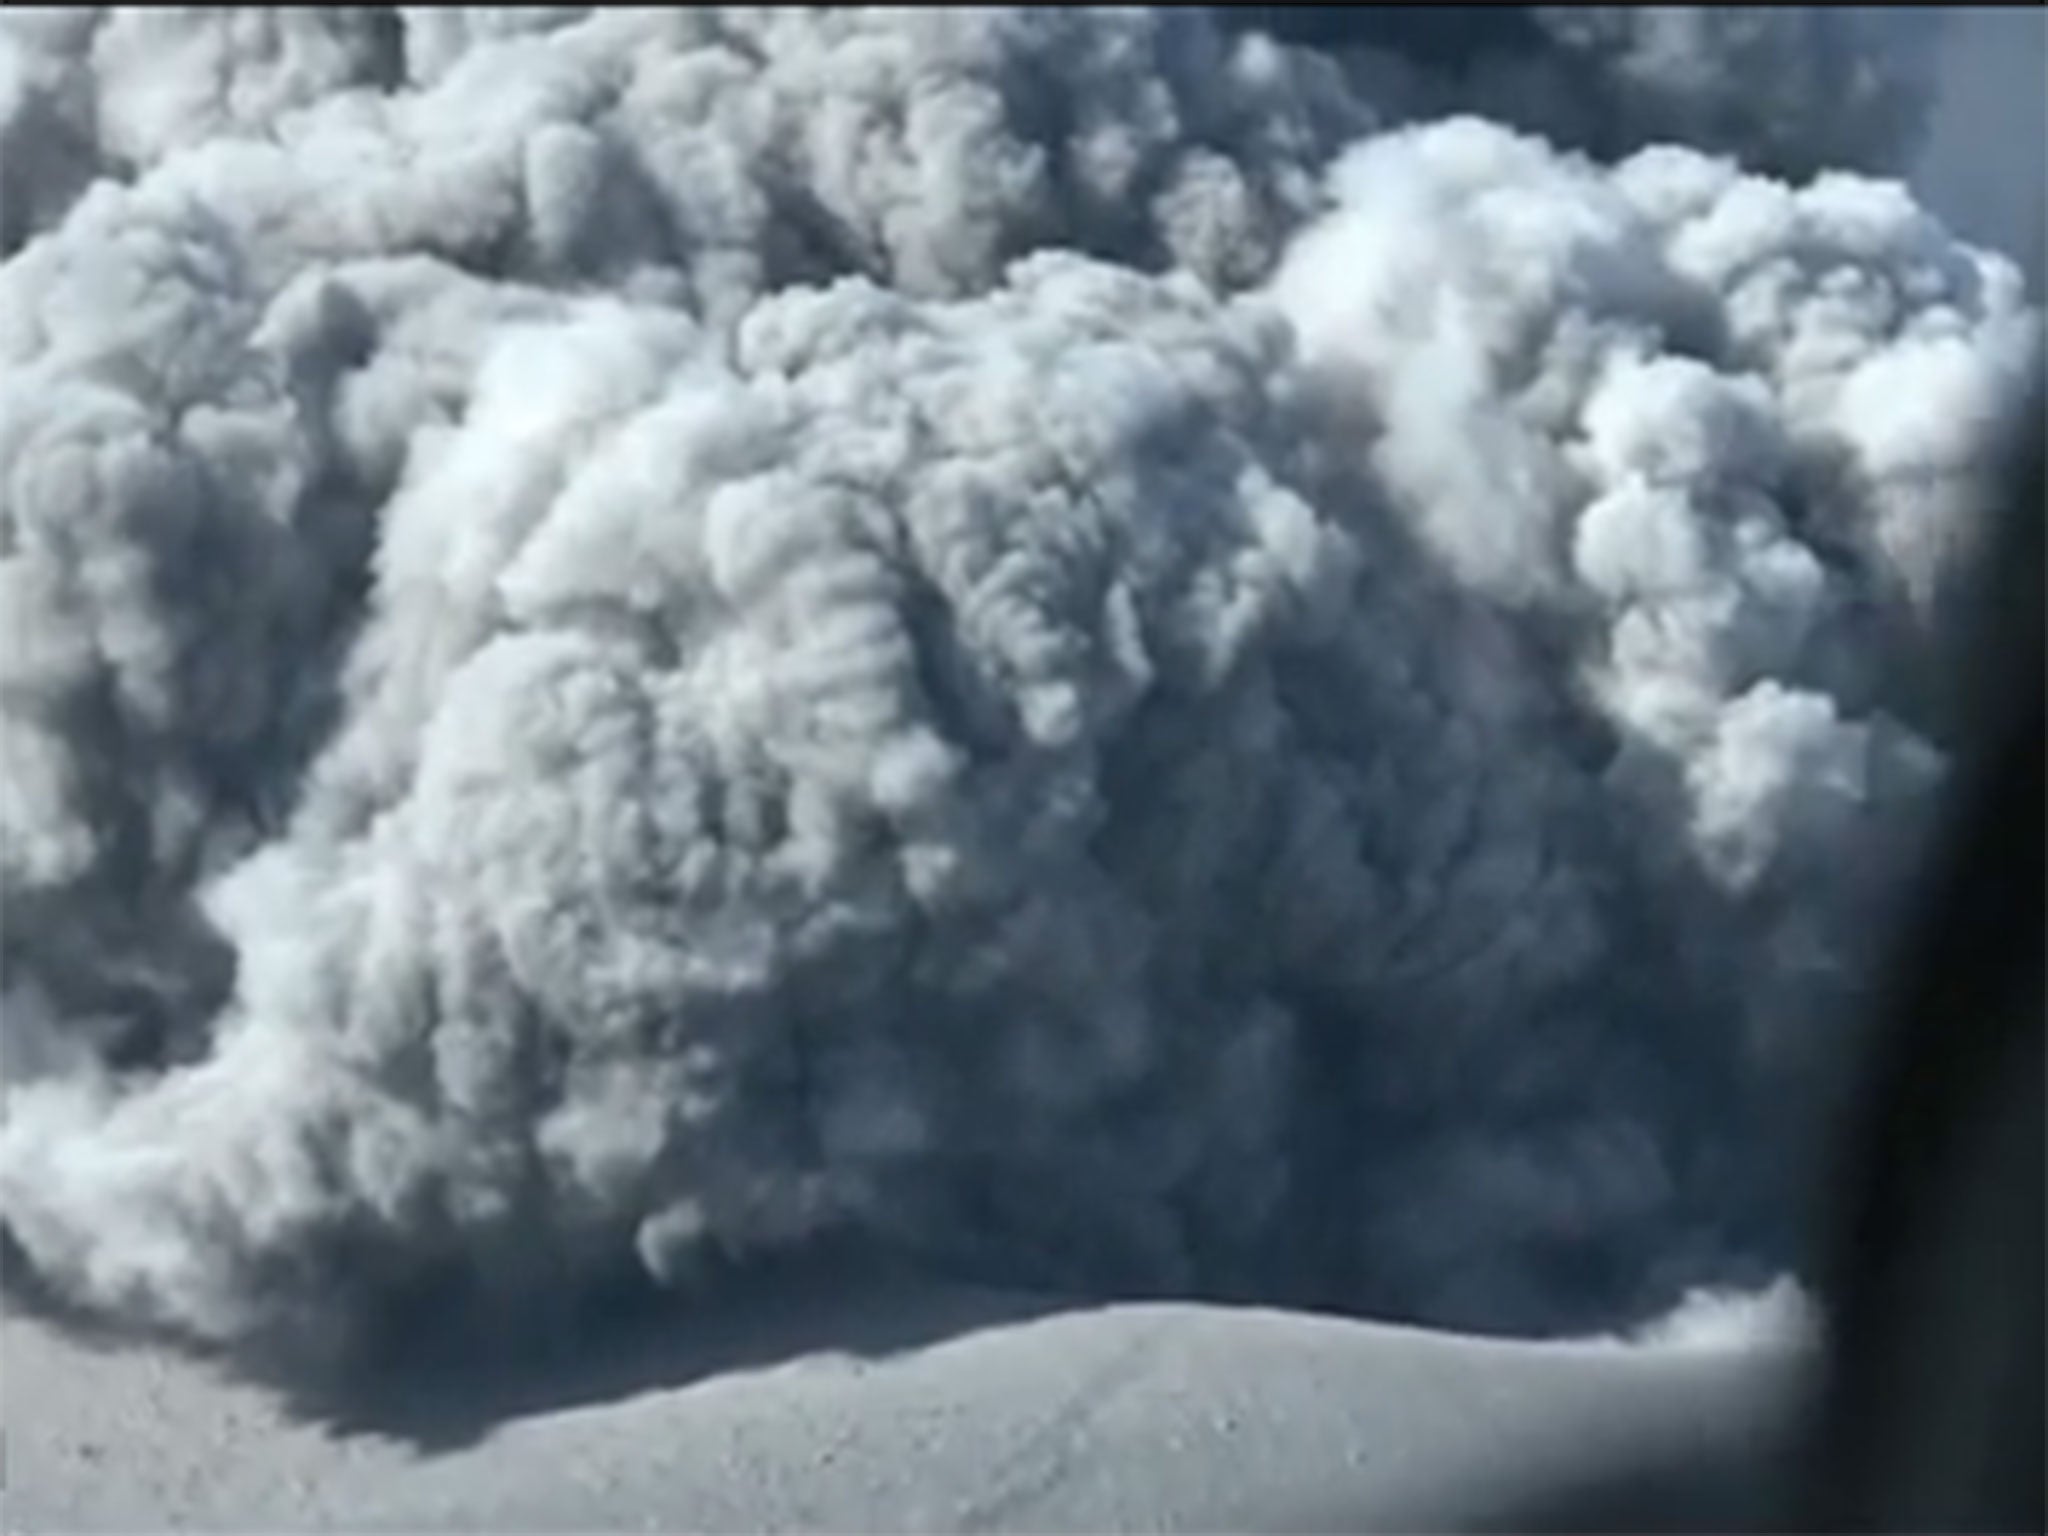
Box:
0;7;2036;1360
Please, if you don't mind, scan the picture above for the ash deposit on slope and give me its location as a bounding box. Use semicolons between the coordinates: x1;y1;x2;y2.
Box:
0;6;2036;1370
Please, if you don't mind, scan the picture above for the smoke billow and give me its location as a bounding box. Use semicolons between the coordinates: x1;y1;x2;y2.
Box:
0;7;2036;1368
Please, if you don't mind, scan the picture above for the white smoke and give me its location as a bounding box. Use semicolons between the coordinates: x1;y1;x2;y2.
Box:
0;7;2036;1366
1621;1275;1825;1353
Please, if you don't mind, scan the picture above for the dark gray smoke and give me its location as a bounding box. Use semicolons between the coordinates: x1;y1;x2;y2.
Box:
0;7;2036;1368
1217;6;1944;181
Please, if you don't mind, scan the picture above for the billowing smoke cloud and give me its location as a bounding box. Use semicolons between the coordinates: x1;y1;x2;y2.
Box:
1244;5;2044;294
0;7;2036;1369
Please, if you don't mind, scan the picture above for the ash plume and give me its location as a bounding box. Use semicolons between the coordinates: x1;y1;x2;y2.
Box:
0;6;2036;1366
